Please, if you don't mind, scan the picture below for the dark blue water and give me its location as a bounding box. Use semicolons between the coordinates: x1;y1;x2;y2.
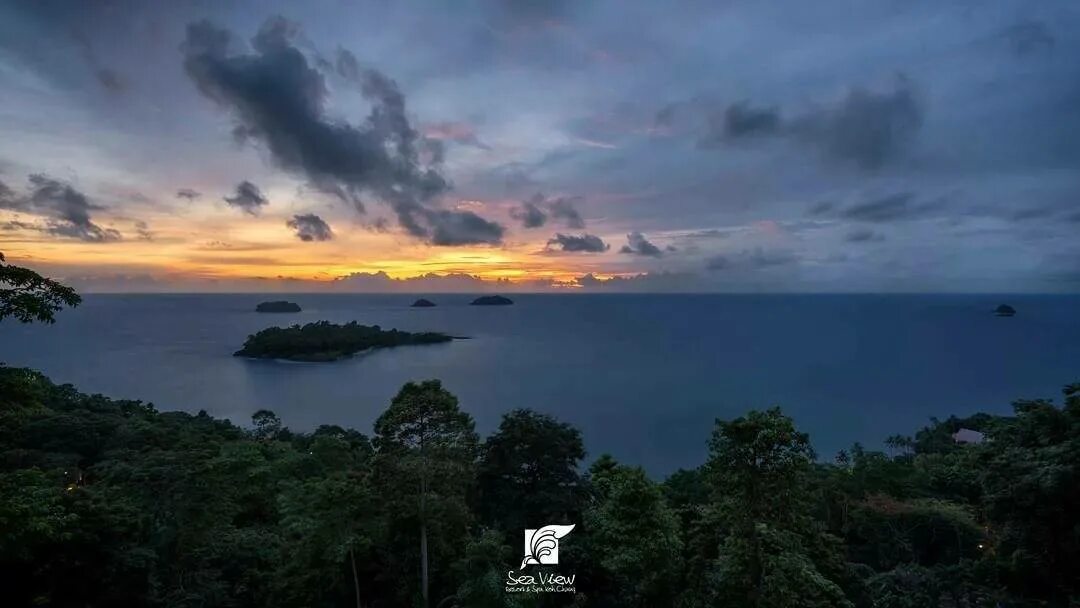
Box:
1;294;1077;474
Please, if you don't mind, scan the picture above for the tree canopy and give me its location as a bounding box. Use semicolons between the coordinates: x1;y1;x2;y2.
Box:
0;252;81;324
3;367;1079;607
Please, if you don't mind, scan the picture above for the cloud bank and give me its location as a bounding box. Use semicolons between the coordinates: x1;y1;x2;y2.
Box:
182;16;504;245
0;174;120;242
286;213;333;241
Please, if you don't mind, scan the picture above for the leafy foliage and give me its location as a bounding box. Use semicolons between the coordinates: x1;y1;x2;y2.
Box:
0;252;81;324
373;380;478;607
582;457;683;607
1;366;1079;607
476;409;586;537
706;408;852;608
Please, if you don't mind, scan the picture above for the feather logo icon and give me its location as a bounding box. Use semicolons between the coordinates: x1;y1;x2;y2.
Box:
520;524;575;569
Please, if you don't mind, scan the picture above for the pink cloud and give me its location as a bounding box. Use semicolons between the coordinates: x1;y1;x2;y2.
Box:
421;122;490;150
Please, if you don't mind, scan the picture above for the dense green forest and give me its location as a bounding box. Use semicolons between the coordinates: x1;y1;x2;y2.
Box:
234;321;453;361
1;256;1079;607
3;366;1079;608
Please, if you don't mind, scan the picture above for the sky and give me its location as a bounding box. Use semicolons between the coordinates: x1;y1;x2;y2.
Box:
1;0;1078;292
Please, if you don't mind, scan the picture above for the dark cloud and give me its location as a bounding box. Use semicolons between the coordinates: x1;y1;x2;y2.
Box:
511;196;548;228
286;213;334;241
134;220;153;241
252;15;303;53
842;192;916;222
0;174;120;242
182;17;503;245
510;193;585;229
706;248;798;271
701;102;780;145
619;231;663;257
0;178;14;204
223;180;269;215
725;102;781;138
792;75;922;170
1009;206;1057;222
746;248;798;268
335;48;362;82
702;76;922;170
546;233;609;253
845;228;884;243
176;188;202;201
40;220;119;242
425;209;505;246
548;196;585;228
317;182;367;212
809;192;943;224
839;192;943;223
95;68;127;94
0;220;39;232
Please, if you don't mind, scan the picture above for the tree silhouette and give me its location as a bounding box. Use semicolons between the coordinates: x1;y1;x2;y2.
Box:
0;252;81;324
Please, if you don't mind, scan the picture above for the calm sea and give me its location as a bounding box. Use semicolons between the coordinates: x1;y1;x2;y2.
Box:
1;293;1077;474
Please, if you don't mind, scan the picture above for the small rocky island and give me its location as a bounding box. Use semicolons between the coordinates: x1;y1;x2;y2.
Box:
411;298;436;307
470;295;513;306
255;300;302;313
234;321;452;361
994;304;1016;317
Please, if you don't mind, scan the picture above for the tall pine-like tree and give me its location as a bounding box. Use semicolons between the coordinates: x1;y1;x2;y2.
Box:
373;380;478;608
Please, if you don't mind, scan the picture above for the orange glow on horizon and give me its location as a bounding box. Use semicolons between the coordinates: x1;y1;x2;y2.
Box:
2;225;609;287
1;204;643;288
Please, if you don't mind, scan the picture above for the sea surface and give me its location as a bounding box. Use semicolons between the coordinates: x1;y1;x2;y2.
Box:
1;293;1077;475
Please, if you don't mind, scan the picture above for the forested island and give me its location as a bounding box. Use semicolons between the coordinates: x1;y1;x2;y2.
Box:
411;298;436;307
2;255;1079;608
255;300;302;313
234;321;453;361
471;295;513;306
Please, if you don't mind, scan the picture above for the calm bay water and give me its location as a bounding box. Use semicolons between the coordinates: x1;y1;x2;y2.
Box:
1;293;1077;474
